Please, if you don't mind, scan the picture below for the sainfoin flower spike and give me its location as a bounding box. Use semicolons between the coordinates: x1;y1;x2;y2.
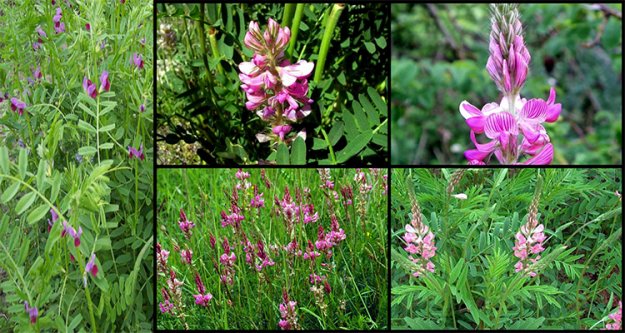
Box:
459;4;561;165
403;192;437;277
239;18;314;145
512;176;545;277
278;290;301;330
605;301;622;330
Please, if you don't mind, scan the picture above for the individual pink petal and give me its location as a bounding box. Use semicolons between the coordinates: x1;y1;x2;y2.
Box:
484;111;517;140
459;101;483;119
238;61;258;75
466;116;485;134
522;143;553;165
519;99;548;122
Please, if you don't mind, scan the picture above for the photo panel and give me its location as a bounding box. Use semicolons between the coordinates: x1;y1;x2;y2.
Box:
391;3;622;165
156;3;389;166
391;168;622;329
156;168;388;330
0;0;153;331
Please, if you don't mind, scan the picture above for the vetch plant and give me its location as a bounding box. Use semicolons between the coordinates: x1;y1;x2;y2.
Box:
157;168;388;330
0;0;153;331
459;4;562;165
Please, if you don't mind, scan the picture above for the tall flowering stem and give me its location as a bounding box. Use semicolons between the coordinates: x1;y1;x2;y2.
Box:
403;191;437;277
239;18;314;145
512;175;546;277
459;4;561;165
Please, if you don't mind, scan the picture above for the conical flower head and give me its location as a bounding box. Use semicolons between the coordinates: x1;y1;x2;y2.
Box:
486;4;531;95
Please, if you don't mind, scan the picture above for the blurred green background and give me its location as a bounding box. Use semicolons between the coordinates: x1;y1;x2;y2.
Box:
391;4;622;165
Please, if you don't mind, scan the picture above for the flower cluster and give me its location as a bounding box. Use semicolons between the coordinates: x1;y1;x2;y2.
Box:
61;221;83;247
133;53;144;70
219;237;236;285
459;4;560;165
254;240;275;272
53;7;65;34
180;248;193;265
193;273;213;307
128;144;145;161
178;208;195;239
83;253;99;287
156;242;169;274
278;291;301;330
24;301;38;324
239;18;314;144
403;194;437;277
314;215;346;255
605;301;622;330
512;183;546;277
10;98;27;116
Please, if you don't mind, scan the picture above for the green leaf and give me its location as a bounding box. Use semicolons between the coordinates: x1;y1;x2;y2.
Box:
352;100;369;130
335;71;346;85
494;169;508;188
78;146;97;156
290;137;306;165
364;41;376;54
404;317;443;329
27;204;50;225
18;148;27;179
276;143;289;165
1;182;20;203
78;120;97;134
335;130;373;163
99;142;114;150
16;192;37;215
99;124;116;132
45;217;62;253
0;146;9;173
449;258;465;284
375;36;387;49
328;121;344;145
367;86;386;117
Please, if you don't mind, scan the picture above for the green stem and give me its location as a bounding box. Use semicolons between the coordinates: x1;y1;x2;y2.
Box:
320;128;336;164
208;28;223;75
313;4;344;84
287;4;305;57
282;3;295;28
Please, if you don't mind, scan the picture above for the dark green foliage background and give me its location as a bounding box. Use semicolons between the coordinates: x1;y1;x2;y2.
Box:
157;3;388;165
391;4;622;165
391;168;622;329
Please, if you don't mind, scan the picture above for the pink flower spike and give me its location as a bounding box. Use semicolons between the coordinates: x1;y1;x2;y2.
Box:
86;23;91;31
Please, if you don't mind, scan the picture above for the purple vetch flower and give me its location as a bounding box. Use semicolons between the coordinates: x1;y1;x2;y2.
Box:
459;4;560;165
83;76;97;98
53;7;65;34
128;144;145;160
139;104;145;112
100;40;106;50
85;23;91;31
10;98;27;116
132;53;144;69
24;301;38;324
47;208;59;232
36;26;47;38
33;66;42;80
84;253;99;287
239;18;314;145
99;70;110;92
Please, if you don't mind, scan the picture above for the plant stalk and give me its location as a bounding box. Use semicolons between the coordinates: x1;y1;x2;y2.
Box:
314;4;344;84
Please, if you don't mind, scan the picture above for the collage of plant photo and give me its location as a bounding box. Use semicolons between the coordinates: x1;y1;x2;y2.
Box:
1;1;623;332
